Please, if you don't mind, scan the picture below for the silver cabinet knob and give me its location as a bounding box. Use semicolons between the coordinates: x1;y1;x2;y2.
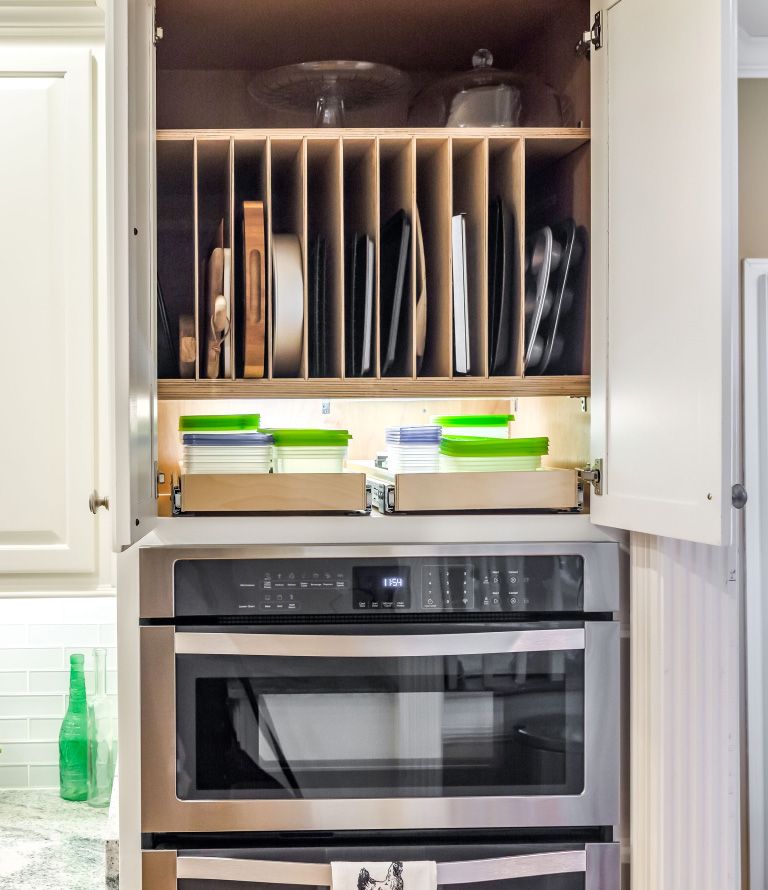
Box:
89;491;110;514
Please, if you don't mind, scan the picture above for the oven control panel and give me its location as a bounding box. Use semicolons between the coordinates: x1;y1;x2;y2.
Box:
174;554;585;617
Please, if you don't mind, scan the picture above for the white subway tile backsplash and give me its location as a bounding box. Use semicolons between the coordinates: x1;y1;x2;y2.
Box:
0;648;64;670
98;624;117;647
0;672;28;694
0;718;28;741
29;765;59;788
29;718;60;741
0;695;63;718
0;742;58;765
28;671;71;694
29;625;99;647
0;625;29;646
0;596;116;780
0;765;29;788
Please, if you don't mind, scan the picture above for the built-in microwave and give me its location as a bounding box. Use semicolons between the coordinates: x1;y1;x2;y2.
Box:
139;544;620;835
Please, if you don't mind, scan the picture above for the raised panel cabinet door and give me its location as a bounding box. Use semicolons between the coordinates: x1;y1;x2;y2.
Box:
590;0;738;545
0;48;98;574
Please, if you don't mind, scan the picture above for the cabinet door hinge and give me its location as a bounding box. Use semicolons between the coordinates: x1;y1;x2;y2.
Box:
578;459;603;496
576;11;602;58
153;460;165;500
152;2;163;45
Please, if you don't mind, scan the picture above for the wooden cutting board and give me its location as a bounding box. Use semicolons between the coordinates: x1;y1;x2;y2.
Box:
243;201;266;378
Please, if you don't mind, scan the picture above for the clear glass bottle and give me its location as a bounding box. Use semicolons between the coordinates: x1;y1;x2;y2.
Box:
87;647;117;808
59;653;88;801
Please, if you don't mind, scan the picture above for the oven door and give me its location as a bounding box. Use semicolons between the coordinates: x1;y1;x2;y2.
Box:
142;842;619;890
140;623;618;832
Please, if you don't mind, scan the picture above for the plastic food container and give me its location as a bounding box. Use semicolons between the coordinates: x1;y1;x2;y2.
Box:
181;429;274;475
433;414;514;439
266;429;352;473
439;435;548;472
385;426;441;473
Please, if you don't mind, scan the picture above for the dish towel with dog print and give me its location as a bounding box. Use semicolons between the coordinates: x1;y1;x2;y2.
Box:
331;860;437;890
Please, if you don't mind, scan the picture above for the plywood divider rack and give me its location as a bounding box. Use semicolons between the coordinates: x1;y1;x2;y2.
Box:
157;127;590;399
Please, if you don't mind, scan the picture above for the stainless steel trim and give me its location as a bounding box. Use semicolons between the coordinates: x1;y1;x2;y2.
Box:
585;843;621;890
174;628;585;658
139;541;621;617
175;851;588;885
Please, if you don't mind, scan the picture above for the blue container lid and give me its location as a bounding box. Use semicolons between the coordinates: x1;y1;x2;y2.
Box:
385;425;442;444
182;432;274;446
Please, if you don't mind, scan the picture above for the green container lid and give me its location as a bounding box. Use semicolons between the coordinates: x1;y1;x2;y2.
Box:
433;414;515;427
440;435;549;457
264;428;352;447
179;414;261;432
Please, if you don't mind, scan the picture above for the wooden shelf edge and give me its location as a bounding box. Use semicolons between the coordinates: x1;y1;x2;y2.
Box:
158;376;590;400
158;127;590;141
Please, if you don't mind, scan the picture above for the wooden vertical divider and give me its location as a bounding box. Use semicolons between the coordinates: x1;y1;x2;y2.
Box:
306;137;343;379
408;136;417;379
192;137;199;380
488;137;525;377
451;136;488;377
264;137;273;379
415;136;452;378
512;139;526;377
379;137;416;378
372;138;381;379
342;137;378;379
300;137;309;379
228;137;236;379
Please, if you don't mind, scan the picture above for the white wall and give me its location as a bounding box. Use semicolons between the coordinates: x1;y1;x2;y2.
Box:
0;596;116;789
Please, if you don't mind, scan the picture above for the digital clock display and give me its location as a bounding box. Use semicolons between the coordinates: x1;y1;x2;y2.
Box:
383;577;405;588
353;565;411;609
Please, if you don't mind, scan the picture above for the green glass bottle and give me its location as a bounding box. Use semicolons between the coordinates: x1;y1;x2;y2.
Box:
87;647;117;807
59;653;88;801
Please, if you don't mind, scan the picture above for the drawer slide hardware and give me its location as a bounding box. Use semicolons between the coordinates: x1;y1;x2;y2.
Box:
578;460;603;497
576;11;602;58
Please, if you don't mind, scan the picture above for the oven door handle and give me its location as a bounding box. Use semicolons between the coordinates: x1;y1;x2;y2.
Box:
174;627;585;657
175;850;588;884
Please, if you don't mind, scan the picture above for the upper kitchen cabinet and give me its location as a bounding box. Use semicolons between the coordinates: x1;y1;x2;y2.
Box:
112;0;737;547
0;29;115;588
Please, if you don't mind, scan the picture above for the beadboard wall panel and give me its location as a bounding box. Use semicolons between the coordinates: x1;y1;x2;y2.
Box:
630;533;741;890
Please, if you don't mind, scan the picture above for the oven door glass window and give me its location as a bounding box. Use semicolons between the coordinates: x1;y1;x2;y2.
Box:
175;629;585;800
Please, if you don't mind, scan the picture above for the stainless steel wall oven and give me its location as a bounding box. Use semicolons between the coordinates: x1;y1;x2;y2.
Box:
139;543;622;889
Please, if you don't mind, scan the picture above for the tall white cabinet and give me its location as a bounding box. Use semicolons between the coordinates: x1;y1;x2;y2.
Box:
0;6;113;591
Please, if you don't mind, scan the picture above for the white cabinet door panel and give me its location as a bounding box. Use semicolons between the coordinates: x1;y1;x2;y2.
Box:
590;0;738;545
0;49;98;574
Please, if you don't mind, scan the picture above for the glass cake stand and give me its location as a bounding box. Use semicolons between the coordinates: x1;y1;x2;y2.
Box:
248;61;410;127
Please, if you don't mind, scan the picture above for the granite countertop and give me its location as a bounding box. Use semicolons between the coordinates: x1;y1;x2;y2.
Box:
0;791;118;889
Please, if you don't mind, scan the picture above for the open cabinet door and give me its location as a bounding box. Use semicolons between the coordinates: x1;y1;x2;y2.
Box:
107;0;158;549
589;0;738;545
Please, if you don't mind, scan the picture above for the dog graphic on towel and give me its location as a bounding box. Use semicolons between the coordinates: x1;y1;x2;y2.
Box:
357;862;404;890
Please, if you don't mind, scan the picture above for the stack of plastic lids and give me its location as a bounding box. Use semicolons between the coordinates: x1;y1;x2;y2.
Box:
439;435;549;472
385;425;441;473
433;414;514;439
264;429;352;473
179;414;273;475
